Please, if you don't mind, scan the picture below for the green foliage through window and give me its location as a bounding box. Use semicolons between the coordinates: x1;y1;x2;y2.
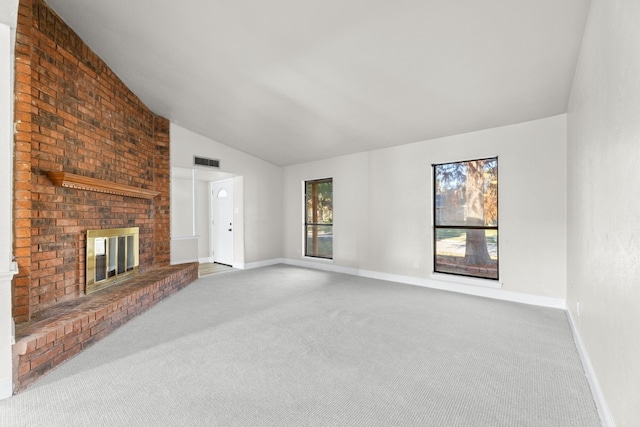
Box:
434;158;498;279
305;178;333;259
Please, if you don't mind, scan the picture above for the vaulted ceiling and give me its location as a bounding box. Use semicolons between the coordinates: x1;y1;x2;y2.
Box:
46;0;591;166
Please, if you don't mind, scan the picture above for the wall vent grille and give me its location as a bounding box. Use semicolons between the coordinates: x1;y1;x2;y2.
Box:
194;156;220;168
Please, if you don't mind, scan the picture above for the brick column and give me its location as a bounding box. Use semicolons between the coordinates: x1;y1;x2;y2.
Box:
153;116;171;267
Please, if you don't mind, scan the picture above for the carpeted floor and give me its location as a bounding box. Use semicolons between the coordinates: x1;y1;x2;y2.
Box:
0;265;601;426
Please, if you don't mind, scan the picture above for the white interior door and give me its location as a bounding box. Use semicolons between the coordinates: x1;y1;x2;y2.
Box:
210;179;234;266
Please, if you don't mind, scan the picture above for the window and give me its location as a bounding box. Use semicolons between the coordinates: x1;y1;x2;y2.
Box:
305;178;333;259
433;157;498;279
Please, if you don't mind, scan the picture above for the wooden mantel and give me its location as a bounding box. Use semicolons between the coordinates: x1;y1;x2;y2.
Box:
46;171;160;200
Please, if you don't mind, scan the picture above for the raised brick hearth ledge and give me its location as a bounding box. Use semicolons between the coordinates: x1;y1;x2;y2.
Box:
12;263;199;393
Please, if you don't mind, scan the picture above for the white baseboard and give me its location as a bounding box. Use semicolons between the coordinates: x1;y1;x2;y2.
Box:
567;310;615;427
1;270;17;401
170;258;199;265
242;258;284;270
198;257;213;264
281;258;566;309
0;266;19;282
0;378;12;400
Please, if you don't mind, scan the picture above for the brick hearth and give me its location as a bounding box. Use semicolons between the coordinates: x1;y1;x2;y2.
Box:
13;263;198;392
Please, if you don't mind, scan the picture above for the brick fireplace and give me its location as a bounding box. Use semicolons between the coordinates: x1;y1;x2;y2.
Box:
13;0;171;323
11;0;196;392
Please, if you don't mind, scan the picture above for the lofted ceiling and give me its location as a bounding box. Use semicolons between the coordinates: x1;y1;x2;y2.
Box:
45;0;591;166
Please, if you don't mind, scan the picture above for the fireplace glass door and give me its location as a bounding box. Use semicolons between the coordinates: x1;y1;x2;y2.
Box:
95;238;107;281
86;227;139;294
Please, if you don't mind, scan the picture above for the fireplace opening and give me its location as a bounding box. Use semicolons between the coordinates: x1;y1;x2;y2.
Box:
86;227;139;294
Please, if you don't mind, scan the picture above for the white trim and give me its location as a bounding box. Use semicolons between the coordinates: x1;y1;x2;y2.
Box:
243;258;284;270
198;257;214;264
0;378;11;400
302;256;334;264
284;258;353;275
171;236;198;241
0;20;16;402
0;269;18;282
430;272;502;289
282;258;566;309
567;310;615;427
171;258;199;265
0;22;13;271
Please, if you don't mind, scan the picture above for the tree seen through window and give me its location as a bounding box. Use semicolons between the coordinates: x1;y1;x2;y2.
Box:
305;178;333;259
434;158;498;279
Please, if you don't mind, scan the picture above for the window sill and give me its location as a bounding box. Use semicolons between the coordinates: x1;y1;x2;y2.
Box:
429;273;502;289
302;256;334;263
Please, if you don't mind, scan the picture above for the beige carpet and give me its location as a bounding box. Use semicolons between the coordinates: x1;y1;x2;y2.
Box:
0;265;601;426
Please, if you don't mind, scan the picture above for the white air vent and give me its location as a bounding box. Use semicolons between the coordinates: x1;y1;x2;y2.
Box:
194;156;220;168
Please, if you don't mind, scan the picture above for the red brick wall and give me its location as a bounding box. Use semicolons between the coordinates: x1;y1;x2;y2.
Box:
12;0;171;323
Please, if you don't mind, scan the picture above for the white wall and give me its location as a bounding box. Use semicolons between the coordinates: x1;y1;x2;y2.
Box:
1;2;19;399
195;179;210;260
283;115;568;301
567;0;640;425
169;166;199;264
170;123;282;266
171;167;196;238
